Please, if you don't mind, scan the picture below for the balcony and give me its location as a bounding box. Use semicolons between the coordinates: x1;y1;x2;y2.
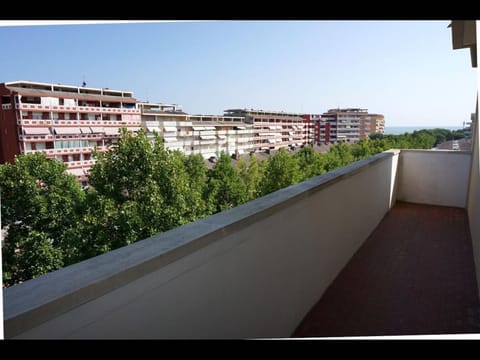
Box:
18;103;140;115
18;119;141;127
3;148;480;339
294;201;480;337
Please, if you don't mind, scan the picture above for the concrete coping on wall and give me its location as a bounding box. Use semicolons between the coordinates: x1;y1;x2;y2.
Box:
402;149;471;155
3;149;400;338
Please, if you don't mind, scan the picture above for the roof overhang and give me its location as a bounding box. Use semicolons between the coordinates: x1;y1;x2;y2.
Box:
450;20;477;67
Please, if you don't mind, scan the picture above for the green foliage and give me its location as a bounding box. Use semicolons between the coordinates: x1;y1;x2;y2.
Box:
206;152;247;212
2;231;64;284
0;152;84;286
184;154;212;218
261;148;301;195
237;155;264;201
86;129;212;254
294;146;326;181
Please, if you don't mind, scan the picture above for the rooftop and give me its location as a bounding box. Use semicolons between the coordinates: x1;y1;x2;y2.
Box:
5;80;134;98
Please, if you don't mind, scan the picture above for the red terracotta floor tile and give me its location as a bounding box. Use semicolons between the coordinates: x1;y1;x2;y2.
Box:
293;202;480;337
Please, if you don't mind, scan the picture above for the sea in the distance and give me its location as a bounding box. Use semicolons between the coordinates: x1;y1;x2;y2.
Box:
384;126;462;135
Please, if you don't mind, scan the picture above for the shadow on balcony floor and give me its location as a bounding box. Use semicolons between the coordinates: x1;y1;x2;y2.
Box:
293;202;480;337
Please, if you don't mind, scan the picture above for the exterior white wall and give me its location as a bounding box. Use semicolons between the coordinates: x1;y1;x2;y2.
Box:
64;98;76;107
467;98;480;298
5;151;399;339
397;150;471;208
41;97;58;106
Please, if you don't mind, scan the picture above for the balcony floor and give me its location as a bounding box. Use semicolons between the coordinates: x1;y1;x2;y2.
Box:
293;202;480;337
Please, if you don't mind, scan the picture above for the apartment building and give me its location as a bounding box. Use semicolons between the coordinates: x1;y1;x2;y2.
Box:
138;102;253;159
318;112;338;144
319;108;385;144
0;81;141;182
302;114;321;144
224;109;311;151
361;113;385;138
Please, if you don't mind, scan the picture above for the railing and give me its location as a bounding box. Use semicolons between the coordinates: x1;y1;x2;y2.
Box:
19;103;139;114
3;150;473;339
18;119;141;127
66;160;96;169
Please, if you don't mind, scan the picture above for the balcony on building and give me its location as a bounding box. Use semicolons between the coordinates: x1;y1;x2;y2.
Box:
3;21;480;339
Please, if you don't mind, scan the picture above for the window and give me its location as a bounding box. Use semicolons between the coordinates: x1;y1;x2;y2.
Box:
59;98;64;106
21;96;41;104
1;95;10;104
31;143;37;150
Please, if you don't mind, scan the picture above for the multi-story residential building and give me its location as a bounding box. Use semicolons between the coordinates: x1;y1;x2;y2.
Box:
138;102;253;159
302;114;320;145
136;102;188;152
329;108;364;143
319;108;385;144
224;109;311;151
0;81;141;183
361;113;385;138
371;114;385;135
318;111;338;144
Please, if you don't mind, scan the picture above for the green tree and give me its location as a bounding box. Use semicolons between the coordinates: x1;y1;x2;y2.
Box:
0;152;85;286
184;153;212;218
295;146;326;181
88;129;208;251
207;152;247;212
351;139;374;160
238;155;263;201
3;231;64;284
261;148;301;195
369;133;384;140
329;142;355;166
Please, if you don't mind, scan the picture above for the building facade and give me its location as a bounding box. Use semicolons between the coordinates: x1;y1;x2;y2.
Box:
361;113;385;138
302;114;320;145
0;81;141;182
318;108;385;144
138;102;253;159
318;112;338;144
224;109;312;151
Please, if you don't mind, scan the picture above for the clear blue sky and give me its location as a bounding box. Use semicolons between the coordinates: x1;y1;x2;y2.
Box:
0;20;476;126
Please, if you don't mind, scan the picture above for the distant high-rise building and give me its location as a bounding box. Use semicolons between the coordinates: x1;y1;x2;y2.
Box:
366;113;385;136
318;108;385;144
0;81;141;183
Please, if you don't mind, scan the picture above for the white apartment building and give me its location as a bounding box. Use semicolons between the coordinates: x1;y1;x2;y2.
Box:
224;109;310;151
137;103;254;159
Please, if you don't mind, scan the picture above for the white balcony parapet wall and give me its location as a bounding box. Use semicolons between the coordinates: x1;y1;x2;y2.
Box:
397;150;471;208
467;97;480;299
4;150;400;339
